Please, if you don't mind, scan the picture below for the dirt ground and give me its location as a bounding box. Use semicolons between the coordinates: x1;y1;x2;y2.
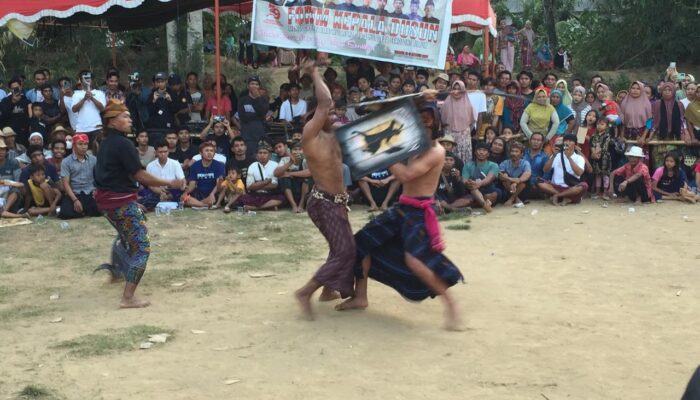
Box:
1;200;699;399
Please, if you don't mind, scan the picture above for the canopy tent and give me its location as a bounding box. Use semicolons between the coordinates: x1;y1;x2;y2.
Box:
451;0;497;76
205;1;252;18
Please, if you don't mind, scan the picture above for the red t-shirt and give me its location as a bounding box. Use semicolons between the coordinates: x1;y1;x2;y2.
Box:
205;96;232;117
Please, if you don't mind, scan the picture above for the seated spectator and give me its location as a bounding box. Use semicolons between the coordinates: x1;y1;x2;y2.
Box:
140;140;186;210
164;131;179;159
19;145;60;185
0;137;25;218
28;103;48;140
358;169;401;211
58;133;99;219
272;140;288;163
498;141;531;207
226;137;255;185
1;127;26;160
438;135;464;172
199;116;236;156
460;142;499;212
436;151;467;213
488;137;508;165
523;132;549;199
173;127;197;171
215;166;245;213
47;140;67;176
239;142;286;211
182;142;225;208
652;152;698;203
24;164;61;216
537;134;588;206
274;141;311;213
608;146;654;204
135;131;155;167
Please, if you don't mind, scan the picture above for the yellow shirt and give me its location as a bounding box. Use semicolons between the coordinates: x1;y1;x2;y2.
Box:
220;178;245;194
28;179;48;206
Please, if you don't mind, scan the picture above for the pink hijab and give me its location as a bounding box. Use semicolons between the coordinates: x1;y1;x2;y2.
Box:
620;81;652;129
440;81;474;132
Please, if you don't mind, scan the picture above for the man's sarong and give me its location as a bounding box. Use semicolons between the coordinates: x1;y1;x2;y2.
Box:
306;188;355;298
354;201;464;301
103;202;150;284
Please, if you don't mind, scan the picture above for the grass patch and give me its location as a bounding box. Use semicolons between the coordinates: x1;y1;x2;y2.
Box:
0;286;17;303
446;223;471;231
438;210;471;221
53;325;174;358
224;253;291;272
17;384;61;399
0;306;50;324
145;267;208;287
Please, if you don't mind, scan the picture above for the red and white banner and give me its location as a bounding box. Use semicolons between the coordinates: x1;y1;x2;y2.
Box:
251;0;452;69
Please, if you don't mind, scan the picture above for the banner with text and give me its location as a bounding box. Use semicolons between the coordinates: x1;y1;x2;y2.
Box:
251;0;452;69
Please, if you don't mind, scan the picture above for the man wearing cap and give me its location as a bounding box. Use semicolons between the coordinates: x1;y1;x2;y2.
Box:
237;76;270;158
408;0;422;21
58;133;99;219
389;0;409;19
0;78;32;146
423;0;439;23
294;60;355;319
125;71;151;132
1;127;25;160
147;72;176;136
168;74;192;128
608;146;654;204
239;141;285;210
438;135;464;172
0;137;26;218
71;71;106;142
433;72;450;94
537;133;588;205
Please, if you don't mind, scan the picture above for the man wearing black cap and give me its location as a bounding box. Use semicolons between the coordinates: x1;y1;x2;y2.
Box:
537;133;588;205
168;74;192;128
147;72;176;135
237;76;270;158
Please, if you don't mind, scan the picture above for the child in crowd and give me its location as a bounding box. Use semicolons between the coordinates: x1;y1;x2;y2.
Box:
580;110;599;159
600;90;620;124
589;118;613;200
501;127;517;143
24;164;61;216
334;100;350;125
484;127;498;145
652;152;698;203
215;166;246;213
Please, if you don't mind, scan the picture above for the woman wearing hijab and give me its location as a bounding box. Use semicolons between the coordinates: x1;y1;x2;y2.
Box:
651;82;686;141
517;21;536;70
440;80;475;162
503;80;525;131
571;86;592;131
685;89;700;142
555;79;573;106
620;81;653;144
549;89;576;148
94;100;184;308
520;87;559;148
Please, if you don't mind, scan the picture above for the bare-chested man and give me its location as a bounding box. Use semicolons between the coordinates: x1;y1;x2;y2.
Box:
335;102;464;330
294;60;355;319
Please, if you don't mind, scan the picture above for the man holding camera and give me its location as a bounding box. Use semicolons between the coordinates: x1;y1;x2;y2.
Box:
125;71;150;133
537;133;588;206
0;78;32;146
147;72;176;140
71;71;106;142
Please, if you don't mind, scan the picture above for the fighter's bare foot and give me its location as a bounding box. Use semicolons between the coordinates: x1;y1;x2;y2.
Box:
119;296;150;309
294;289;315;320
334;297;368;311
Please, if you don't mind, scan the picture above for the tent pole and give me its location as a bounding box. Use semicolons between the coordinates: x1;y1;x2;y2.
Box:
111;32;116;68
483;27;489;77
214;0;222;115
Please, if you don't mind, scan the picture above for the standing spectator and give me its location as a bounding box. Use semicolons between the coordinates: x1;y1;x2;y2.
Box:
608;146;654;204
204;83;233;121
104;71;125;101
480;77;504;139
239;142;286;211
125;72;150;132
186;72;204;122
182;141;225;208
517;21;536;70
589;118;613;199
520;88;559;143
457;45;480;70
498;141;531;207
503;80;525;131
517;70;535;101
440;81;474;163
0;78;32;145
71;71;106;141
25;70;48;103
685;87;700;141
464;70;487;136
570;86;591;131
28;103;48;141
550;89;576;144
651;82;686;141
619;81;653;144
38;86;62;130
497;19;516;72
537;134;588;205
238;76;270;158
168;74;192;128
147;72;176;136
58;133;99;219
279;83;307;123
681;83;696;110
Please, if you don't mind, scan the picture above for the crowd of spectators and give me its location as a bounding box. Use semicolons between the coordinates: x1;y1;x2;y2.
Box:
1;46;699;220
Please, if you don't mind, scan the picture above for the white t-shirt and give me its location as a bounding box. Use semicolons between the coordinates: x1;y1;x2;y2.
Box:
146;158;185;180
192;153;227;164
467;90;487;126
279;99;307;122
551;152;585;187
63;96;79;131
246;160;279;187
71;89;106;132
